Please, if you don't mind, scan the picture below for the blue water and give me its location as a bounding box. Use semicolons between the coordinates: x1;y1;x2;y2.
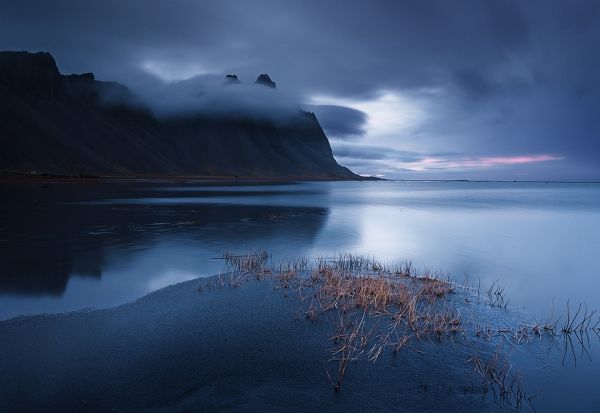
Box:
2;180;600;411
2;180;599;320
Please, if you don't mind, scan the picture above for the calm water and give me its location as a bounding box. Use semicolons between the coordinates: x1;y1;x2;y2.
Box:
2;180;600;410
2;180;600;320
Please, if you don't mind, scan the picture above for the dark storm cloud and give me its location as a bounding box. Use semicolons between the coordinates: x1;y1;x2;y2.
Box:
304;105;367;139
0;0;535;93
452;69;497;99
1;0;600;179
331;143;427;163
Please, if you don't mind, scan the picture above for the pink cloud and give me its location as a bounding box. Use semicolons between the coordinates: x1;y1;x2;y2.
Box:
475;154;564;166
407;154;564;171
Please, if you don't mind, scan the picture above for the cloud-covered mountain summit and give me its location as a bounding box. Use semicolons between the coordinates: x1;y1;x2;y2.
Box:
0;51;358;179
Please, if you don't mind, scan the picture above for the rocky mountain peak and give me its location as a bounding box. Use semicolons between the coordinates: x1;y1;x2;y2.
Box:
0;51;62;97
255;73;276;89
225;74;240;84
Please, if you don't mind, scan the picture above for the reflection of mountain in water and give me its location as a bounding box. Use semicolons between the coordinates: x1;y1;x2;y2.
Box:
0;183;330;296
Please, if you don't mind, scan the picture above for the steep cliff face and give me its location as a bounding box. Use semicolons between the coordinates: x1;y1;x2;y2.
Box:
0;52;63;97
0;51;358;179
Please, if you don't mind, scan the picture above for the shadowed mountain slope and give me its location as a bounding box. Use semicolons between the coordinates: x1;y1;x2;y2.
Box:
0;51;359;179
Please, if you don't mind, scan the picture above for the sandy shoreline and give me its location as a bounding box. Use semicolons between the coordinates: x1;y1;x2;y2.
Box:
0;272;501;412
2;248;597;412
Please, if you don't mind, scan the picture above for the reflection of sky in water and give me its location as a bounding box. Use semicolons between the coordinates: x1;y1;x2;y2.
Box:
1;180;599;412
1;181;600;320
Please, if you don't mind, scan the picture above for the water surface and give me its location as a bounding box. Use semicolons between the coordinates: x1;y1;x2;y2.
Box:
2;180;600;411
2;180;599;320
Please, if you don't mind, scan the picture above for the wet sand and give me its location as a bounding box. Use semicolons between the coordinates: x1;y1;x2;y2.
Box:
0;273;500;412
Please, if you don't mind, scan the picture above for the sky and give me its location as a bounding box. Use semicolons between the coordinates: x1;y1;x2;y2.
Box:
1;0;599;180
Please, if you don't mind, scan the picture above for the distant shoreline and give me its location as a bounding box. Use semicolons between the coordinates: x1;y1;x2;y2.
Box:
1;173;598;184
0;172;383;184
392;179;600;184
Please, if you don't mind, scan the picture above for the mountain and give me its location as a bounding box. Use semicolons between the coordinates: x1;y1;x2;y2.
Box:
0;51;359;179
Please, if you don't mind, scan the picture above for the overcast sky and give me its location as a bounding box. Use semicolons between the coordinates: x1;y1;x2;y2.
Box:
1;0;599;180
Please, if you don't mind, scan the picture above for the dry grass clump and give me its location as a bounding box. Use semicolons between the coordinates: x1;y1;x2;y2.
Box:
215;250;598;408
468;347;529;408
223;250;270;274
263;254;462;391
222;250;271;285
329;310;369;391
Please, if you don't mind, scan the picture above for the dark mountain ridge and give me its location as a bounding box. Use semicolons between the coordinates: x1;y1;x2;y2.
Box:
0;51;359;179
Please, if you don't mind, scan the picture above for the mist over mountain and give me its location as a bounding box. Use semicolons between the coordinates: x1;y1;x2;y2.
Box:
0;51;358;179
133;71;302;121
